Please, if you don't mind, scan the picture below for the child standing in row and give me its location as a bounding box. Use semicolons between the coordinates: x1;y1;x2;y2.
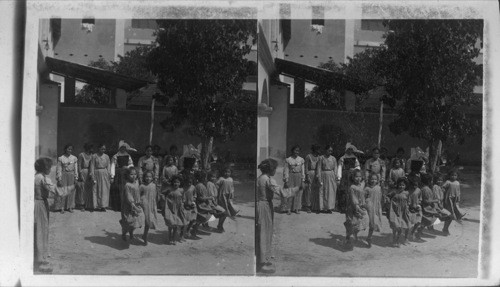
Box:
182;176;198;240
208;172;228;231
343;170;368;250
407;174;423;242
140;171;158;245
442;170;466;235
364;173;383;248
163;176;186;245
217;168;239;225
388;178;410;247
120;167;144;242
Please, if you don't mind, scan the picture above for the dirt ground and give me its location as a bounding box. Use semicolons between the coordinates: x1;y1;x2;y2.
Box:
267;169;482;277
44;180;255;276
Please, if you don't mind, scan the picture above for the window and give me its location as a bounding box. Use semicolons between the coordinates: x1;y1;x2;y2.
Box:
361;20;386;31
131;19;158;29
311;6;325;26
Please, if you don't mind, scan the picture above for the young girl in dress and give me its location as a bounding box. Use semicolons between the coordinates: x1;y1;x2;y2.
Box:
182;176;198;240
420;173;451;232
119;167;144;242
140;171;158;245
344;170;368;250
388;177;410;247
442;170;466;235
207;172;227;231
56;144;79;213
138;145;160;184
34;158;57;273
282;145;305;214
163;175;185;245
364;173;383;248
386;159;406;214
407;174;423;242
160;155;179;211
217;168;239;227
433;174;445;209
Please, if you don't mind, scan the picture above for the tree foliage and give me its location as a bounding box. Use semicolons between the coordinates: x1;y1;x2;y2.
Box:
75;46;154;104
147;20;257;169
304;49;384;110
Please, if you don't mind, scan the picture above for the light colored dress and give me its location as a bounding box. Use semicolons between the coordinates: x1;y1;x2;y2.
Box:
55;154;78;210
315;155;338;210
182;185;198;222
140;182;158;229
365;185;383;232
163;188;186;227
217;177;237;217
89;153;111;209
388;190;410;230
34;173;56;265
408;188;423;228
256;174;298;265
281;156;305;212
120;181;144;232
138;155;160;183
76;152;92;207
345;184;369;234
442;180;465;220
304;154;320;209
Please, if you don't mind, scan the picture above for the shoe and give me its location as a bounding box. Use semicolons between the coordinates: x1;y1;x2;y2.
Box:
366;238;372;248
142;235;148;246
286;210;291;215
60;210;65;214
101;208;107;212
294;210;300;214
307;209;311;214
442;229;450;236
326;210;333;214
68;209;74;213
80;208;85;212
217;226;225;233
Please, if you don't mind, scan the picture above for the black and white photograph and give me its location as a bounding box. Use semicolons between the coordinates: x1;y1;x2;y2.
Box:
1;0;499;286
256;3;493;280
30;15;257;275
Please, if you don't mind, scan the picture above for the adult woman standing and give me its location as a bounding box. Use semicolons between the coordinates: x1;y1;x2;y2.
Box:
304;144;321;213
315;145;338;213
110;140;135;211
34;158;57;273
77;143;93;212
89;143;112;211
55;144;78;213
281;145;305;214
256;158;299;274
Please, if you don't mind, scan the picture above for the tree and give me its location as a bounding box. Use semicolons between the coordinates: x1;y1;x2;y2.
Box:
304;49;384;110
148;20;257;170
75;46;154;104
381;20;483;172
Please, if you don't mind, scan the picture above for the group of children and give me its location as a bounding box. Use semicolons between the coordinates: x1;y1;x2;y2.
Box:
344;168;465;250
34;140;240;272
280;143;467;249
119;166;239;246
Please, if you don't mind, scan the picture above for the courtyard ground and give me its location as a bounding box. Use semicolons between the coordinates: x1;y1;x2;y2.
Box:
44;180;255;276
267;168;482;277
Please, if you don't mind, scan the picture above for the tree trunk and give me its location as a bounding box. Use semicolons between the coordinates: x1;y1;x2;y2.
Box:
201;136;214;171
378;101;384;149
429;139;442;173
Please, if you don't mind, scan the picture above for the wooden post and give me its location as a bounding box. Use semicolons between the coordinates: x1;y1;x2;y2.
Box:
149;98;155;145
378;100;384;148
